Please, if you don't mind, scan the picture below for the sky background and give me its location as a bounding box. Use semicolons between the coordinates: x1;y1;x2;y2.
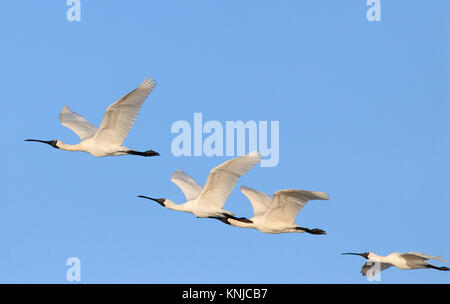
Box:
1;1;449;284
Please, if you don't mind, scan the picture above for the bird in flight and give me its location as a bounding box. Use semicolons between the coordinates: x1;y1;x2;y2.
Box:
138;152;262;221
342;251;449;278
224;186;329;235
25;77;159;157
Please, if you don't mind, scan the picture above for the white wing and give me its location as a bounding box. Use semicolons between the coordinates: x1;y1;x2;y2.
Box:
59;105;97;140
361;261;392;278
240;186;272;217
406;252;448;263
263;189;329;224
170;169;203;201
94;77;156;145
196;152;262;209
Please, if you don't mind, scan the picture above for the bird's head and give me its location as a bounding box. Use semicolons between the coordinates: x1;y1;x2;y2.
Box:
25;139;60;149
137;195;166;207
342;252;370;260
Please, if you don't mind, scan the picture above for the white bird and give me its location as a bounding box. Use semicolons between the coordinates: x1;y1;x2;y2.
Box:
25;77;159;157
342;251;450;278
138;152;262;220
225;186;329;235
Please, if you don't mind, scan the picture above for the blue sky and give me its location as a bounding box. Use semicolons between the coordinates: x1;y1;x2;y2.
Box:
1;1;449;283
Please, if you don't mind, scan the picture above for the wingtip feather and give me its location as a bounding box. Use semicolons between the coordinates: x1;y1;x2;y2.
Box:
247;150;262;159
171;169;185;176
141;76;157;89
313;191;330;200
60;105;70;113
240;185;254;193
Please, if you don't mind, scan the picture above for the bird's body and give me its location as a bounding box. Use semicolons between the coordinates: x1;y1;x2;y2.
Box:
343;251;450;278
25;77;159;158
138;152;262;220
51;137;128;157
234;216;302;234
158;195;235;219
226;186;329;235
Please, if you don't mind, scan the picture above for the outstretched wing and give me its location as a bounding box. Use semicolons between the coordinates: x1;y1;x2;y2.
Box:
196;152;262;209
405;252;448;263
59;105;97;140
170;169;203;201
361;261;392;279
263;189;329;224
240;186;272;217
94;77;156;145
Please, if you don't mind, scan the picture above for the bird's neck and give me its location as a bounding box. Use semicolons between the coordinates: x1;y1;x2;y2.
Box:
369;253;387;263
164;199;190;212
57;141;83;152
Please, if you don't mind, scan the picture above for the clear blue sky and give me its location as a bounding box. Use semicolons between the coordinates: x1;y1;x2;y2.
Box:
1;1;449;283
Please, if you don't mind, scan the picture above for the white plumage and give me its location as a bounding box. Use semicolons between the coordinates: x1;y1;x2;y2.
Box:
342;251;450;278
138;152;262;220
226;186;330;234
26;77;159;157
59;105;97;140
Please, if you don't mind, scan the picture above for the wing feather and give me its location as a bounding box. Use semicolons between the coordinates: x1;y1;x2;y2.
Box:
240;186;272;217
170;169;203;201
94;77;156;145
361;261;392;278
406;252;448;263
196;152;262;209
263;189;329;224
59;105;97;140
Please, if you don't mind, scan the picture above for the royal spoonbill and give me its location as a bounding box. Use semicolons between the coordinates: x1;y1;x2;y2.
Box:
342;251;449;278
138;152;262;220
25;77;159;157
225;186;329;234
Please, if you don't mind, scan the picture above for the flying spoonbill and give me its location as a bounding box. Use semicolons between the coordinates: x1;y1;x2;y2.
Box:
25;77;159;157
138;152;262;221
342;251;449;278
225;186;329;235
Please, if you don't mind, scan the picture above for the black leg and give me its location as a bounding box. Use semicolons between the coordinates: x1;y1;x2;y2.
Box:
296;226;326;235
127;150;160;157
426;264;450;271
225;214;253;223
208;216;230;225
